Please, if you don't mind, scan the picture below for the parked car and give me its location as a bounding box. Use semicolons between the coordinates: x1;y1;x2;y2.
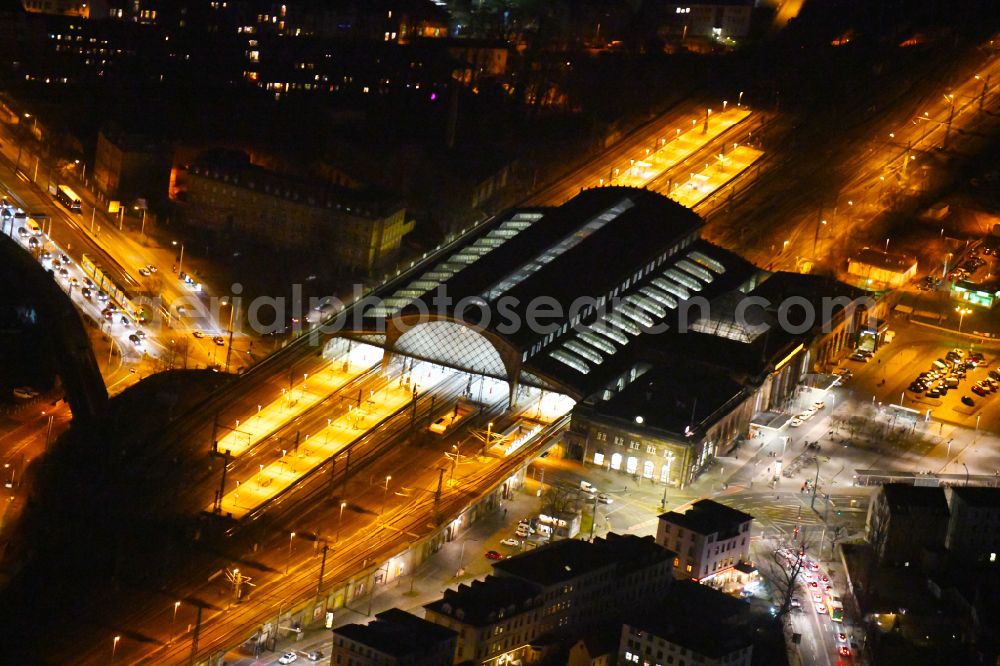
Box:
517;521;536;534
972;384;988;397
485;550;504;560
597;493;613;504
81;287;92;299
501;538;521;547
213;335;226;346
193;330;205;339
278;653;298;665
128;333;142;346
962;395;976;406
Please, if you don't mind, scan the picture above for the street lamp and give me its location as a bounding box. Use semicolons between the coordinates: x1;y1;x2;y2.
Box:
337;501;347;541
956;306;972;333
962;462;970;486
112;635;120;663
170;601;180;644
380;475;392;515
172;240;185;275
286;531;296;574
133;205;147;243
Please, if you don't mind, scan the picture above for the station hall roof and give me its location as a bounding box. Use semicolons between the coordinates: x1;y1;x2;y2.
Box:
349;187;760;398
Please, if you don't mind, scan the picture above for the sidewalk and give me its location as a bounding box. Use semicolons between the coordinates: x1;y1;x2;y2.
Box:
239;487;543;664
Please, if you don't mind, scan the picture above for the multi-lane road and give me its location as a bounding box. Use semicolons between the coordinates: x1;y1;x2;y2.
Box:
0;127;242;375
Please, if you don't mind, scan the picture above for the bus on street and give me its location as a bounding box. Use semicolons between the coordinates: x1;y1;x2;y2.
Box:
55;185;82;213
827;597;844;622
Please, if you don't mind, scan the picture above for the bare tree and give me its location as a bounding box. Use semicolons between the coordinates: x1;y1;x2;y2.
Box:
761;537;813;619
826;525;849;560
540;482;583;516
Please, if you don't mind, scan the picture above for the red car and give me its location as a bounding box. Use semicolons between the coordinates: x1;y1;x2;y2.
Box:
972;384;988;397
485;550;504;560
809;581;818;588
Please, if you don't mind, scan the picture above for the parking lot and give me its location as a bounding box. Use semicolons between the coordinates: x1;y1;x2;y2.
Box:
839;318;1000;429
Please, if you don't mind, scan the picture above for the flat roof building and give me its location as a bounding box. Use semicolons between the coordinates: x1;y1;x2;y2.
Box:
331;608;458;666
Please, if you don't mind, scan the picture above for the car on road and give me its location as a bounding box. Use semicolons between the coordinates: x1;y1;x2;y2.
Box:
972;384;988;397
836;632;848;645
138;267;150;277
501;538;521;547
833;368;852;379
58;267;69;278
816;603;827;614
146;264;157;273
962;395;976;406
119;316;131;327
176;305;186;316
813;593;823;603
81;287;92;299
597;493;613;504
134;329;146;339
789;416;804;427
839;646;852;657
926;389;941;398
128;333;142;346
517;521;535;534
193;330;205;338
306;651;323;661
16;226;28;237
98;290;109;301
485;550;504;560
809;580;818;588
213;335;226;346
848;352;869;363
790;597;801;609
278;653;298;665
12;387;39;400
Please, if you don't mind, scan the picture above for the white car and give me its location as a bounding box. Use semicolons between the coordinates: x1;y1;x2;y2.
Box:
278;653;298;665
812;401;825;410
517;522;535;534
597;493;613;504
789;416;804;427
501;537;521;547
